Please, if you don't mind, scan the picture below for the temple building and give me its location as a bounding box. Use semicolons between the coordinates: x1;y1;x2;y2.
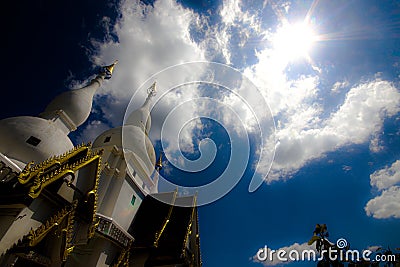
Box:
0;62;201;267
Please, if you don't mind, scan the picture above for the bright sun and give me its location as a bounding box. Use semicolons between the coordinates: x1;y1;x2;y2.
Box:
272;22;316;62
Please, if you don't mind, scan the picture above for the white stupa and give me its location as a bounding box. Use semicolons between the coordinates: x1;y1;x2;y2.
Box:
0;61;117;169
0;61;201;267
92;82;158;201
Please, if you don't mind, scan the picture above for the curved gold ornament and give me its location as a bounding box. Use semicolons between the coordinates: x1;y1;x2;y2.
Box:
112;240;132;267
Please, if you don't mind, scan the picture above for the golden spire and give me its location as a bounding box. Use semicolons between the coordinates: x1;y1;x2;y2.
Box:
101;60;118;79
156;152;163;170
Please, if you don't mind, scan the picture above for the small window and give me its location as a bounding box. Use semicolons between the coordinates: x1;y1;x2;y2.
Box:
104;136;111;143
26;136;41;146
130;195;136;206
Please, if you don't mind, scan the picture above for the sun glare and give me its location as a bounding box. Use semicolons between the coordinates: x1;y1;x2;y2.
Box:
272;22;316;62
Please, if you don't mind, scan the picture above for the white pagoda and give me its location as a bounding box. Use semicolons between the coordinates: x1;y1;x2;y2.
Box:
0;62;201;267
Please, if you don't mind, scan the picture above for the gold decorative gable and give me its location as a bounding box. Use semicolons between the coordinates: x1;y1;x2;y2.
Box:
6;143;103;263
18;143;103;199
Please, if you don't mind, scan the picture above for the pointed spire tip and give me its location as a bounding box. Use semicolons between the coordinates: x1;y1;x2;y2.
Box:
102;60;118;80
147;81;157;97
156;152;163;169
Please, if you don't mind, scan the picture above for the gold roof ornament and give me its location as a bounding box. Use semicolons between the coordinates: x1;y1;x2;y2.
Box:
156;152;163;170
153;189;177;248
102;60;118;80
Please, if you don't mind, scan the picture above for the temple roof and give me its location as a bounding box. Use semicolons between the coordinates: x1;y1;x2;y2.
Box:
128;192;198;264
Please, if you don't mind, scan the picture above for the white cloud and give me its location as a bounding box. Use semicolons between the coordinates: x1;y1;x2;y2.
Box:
233;1;400;183
78;0;207;143
201;0;264;64
76;120;110;144
92;0;205;98
252;242;317;266
369;133;384;153
81;0;275;176
365;160;400;219
219;0;242;26
256;78;400;182
342;165;352;172
81;0;400;190
331;80;349;94
365;186;400;219
326;80;399;143
370;160;400;190
244;52;320;118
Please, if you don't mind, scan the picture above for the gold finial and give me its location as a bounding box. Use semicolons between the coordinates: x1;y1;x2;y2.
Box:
102;60;118;80
156;152;163;169
105;60;118;74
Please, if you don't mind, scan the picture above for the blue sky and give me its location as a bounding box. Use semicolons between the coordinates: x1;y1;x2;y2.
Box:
2;0;400;266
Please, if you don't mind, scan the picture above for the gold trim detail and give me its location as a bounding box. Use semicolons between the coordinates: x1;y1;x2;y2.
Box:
153;190;177;248
11;143;104;262
87;153;102;239
27;203;73;247
181;195;197;258
112;240;132;267
62;200;78;261
196;206;202;266
18;143;89;185
17;143;103;199
24;201;78;262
